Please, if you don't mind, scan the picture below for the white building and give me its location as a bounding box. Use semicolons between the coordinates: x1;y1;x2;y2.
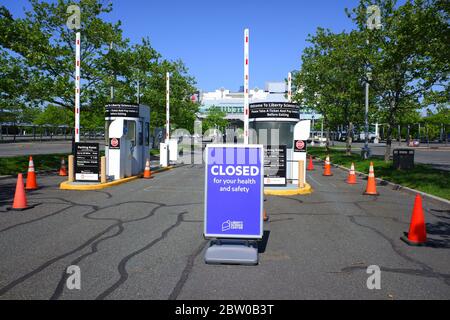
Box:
197;82;318;123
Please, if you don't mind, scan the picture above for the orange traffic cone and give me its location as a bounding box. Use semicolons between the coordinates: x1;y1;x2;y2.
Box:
323;155;333;176
346;163;357;184
25;156;38;190
363;162;379;195
7;173;34;211
59;157;67;176
307;155;314;171
401;194;427;246
143;158;153;179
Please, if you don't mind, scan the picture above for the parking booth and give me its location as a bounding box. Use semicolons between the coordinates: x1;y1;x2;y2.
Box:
393;148;415;170
105;103;151;180
249;102;311;192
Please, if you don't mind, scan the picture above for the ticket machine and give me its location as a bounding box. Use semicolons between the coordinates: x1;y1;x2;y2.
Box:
105;103;150;180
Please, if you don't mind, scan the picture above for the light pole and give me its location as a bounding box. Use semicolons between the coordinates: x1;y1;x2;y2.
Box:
362;71;372;159
362;5;382;159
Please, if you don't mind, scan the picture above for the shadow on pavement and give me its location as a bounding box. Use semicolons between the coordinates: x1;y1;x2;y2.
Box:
258;230;270;253
424;221;450;249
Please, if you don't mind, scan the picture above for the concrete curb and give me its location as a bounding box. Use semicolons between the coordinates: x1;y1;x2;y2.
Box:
59;166;173;191
264;183;313;196
313;156;450;206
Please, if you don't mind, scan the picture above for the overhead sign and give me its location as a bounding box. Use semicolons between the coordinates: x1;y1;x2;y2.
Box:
204;144;264;239
264;145;287;186
75;142;99;182
105;103;139;118
249;102;300;119
294;140;306;152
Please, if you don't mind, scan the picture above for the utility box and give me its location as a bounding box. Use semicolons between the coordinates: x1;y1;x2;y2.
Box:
105;103;150;180
393;149;414;170
167;138;178;162
160;142;169;167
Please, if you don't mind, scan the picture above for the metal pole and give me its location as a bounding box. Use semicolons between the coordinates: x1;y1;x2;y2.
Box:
364;80;369;158
74;31;81;143
287;72;292;102
243;28;249;145
110;42;114;102
166;72;170;141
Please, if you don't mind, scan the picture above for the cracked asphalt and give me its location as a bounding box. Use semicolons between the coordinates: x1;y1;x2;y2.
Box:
0;159;449;300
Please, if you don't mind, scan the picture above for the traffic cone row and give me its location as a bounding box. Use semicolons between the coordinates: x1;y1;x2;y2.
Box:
363;162;379;195
307;155;314;171
59;157;67;176
7;156;41;211
401;194;427;246
346;163;357;184
8;173;37;211
322;155;333;176
25;156;38;190
143;158;153;179
318;155;426;246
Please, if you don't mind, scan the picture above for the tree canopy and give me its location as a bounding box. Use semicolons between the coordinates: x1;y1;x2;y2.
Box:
0;0;198;133
293;0;449;160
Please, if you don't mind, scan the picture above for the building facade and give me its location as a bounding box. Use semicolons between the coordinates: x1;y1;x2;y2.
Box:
197;82;319;125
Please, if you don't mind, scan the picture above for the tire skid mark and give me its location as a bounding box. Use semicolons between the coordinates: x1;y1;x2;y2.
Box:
49;202;200;299
95;211;189;300
49;203;166;300
0;205;73;233
339;265;450;286
49;224;124;300
0;200;201;297
168;239;208;300
347;215;450;287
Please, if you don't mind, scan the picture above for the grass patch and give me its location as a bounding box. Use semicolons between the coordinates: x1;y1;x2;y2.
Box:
0;153;69;176
0;151;106;176
308;146;450;200
150;149;160;156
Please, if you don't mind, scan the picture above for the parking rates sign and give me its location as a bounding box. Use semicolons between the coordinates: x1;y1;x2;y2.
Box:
204;144;264;239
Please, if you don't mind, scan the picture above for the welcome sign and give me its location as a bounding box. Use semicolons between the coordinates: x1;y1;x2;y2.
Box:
204;144;264;239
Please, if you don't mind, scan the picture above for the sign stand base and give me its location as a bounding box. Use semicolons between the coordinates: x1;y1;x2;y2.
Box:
204;239;258;265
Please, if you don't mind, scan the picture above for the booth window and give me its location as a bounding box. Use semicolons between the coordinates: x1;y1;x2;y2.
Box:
138;121;143;146
125;120;136;146
145;122;150;145
250;121;295;148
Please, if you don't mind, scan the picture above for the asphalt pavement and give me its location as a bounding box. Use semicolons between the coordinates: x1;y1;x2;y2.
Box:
0;140;104;158
0;160;449;299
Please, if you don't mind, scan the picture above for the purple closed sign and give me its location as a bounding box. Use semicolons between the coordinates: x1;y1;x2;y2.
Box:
204;144;264;239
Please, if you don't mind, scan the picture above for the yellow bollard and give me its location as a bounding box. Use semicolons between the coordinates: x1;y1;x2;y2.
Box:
101;156;106;184
298;160;305;189
68;155;74;182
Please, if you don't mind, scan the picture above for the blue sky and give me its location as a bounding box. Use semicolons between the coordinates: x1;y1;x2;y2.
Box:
3;0;360;92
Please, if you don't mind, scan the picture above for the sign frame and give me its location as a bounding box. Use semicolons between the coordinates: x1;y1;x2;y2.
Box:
74;142;99;182
105;103;139;118
249;102;300;120
204;144;264;240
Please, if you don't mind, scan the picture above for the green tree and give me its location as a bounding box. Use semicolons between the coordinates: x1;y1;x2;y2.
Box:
0;0;199;135
203;107;228;134
294;29;369;154
347;0;449;161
